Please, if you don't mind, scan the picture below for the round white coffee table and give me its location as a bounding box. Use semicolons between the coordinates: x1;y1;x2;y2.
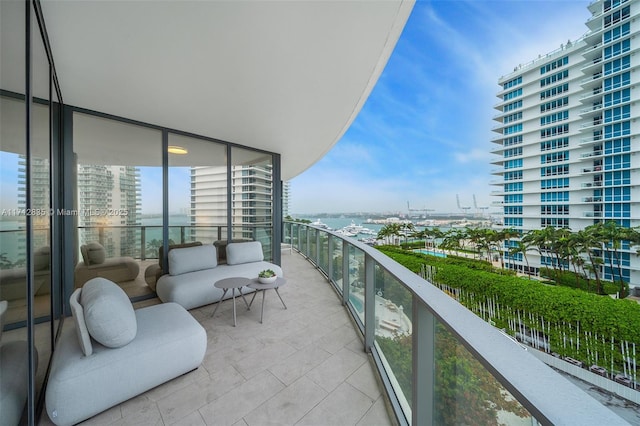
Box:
211;277;251;326
248;277;287;323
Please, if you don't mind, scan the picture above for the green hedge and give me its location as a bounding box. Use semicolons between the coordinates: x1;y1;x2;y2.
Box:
377;246;640;346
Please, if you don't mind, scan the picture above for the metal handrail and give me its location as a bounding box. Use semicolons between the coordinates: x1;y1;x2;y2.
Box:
284;221;628;426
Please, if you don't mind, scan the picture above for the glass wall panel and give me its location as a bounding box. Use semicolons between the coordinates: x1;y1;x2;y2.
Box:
73;113;161;299
329;236;343;291
309;228;318;262
32;19;52;407
0;2;29;424
373;267;413;415
230;146;274;260
433;318;534;425
348;246;365;322
167;133;227;256
318;231;329;273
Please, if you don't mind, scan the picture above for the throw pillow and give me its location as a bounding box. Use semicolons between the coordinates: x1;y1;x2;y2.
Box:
226;241;264;265
81;277;137;348
69;288;93;356
85;242;106;265
168;244;217;276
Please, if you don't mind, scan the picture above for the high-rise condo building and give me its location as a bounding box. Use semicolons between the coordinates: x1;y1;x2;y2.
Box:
492;0;639;290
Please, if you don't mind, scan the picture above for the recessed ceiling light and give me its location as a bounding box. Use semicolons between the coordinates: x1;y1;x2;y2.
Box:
168;145;188;154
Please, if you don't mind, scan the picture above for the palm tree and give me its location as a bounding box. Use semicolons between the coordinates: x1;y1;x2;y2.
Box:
377;223;402;246
508;240;533;279
591;221;630;297
575;227;604;294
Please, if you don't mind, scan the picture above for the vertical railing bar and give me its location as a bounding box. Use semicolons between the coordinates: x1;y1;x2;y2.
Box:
342;240;349;305
364;253;375;352
140;225;146;260
315;228;320;266
413;298;435;426
328;234;334;285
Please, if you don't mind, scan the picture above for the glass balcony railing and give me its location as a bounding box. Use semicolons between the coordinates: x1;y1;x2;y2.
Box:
284;221;628;425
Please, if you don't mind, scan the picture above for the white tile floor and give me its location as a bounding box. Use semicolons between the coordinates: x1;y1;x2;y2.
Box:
40;251;395;426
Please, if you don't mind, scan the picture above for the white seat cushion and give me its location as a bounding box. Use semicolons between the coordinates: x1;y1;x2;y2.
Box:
226;241;264;265
168;244;217;276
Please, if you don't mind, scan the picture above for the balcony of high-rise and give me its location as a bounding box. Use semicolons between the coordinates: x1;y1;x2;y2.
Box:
3;0;640;425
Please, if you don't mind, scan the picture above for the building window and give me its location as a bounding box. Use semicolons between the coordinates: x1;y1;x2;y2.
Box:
604;186;631;202
603;121;630;138
603;137;630;154
502;76;522;90
504;123;523;135
504;182;523;192
540;56;569;74
604;71;630;91
504;159;523;169
503;135;523;147
503;147;522;158
540;110;569;126
603;5;630;28
503;88;522;101
541;151;569;164
504;206;523;215
540;137;569;151
541;97;569;112
504;194;523;203
604;170;631;186
541;205;569;215
540;124;569;139
541;178;570;189
603;39;630;60
603;22;630;43
503;112;522;124
604;154;631;170
541;165;569;176
540;191;569;202
504;170;523;181
604;203;631;218
603;88;630;107
540;83;569;100
603;55;630;76
540;70;569;87
540;218;570;228
503;100;522;113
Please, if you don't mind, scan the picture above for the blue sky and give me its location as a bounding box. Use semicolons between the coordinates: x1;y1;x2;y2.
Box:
289;0;591;216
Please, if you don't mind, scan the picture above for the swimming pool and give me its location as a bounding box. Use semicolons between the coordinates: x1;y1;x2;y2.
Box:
349;293;364;313
413;249;447;258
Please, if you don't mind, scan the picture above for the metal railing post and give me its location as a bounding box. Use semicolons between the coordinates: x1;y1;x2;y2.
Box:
342;240;349;305
364;253;375;352
413;299;435;426
141;225;146;260
328;234;334;284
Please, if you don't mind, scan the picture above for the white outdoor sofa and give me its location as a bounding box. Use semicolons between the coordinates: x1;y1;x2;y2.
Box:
155;241;283;310
46;278;206;426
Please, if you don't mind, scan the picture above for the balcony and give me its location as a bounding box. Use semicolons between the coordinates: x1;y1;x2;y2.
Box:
35;222;628;425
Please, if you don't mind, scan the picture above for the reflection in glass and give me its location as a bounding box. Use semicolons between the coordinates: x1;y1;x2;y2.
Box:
230;146;274;260
73;113;161;299
167;133;227;262
348;247;365;322
433;319;533;425
373;267;413;415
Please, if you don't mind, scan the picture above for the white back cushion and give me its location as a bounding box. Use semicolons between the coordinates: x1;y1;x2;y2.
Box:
226;241;264;265
168;244;217;276
70;288;93;356
81;278;137;348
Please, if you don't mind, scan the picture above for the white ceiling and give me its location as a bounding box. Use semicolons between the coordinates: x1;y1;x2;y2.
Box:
37;0;414;180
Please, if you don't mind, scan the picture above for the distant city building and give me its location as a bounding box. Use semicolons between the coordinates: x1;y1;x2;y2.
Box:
492;0;639;288
77;165;141;257
191;164;274;257
282;180;291;217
